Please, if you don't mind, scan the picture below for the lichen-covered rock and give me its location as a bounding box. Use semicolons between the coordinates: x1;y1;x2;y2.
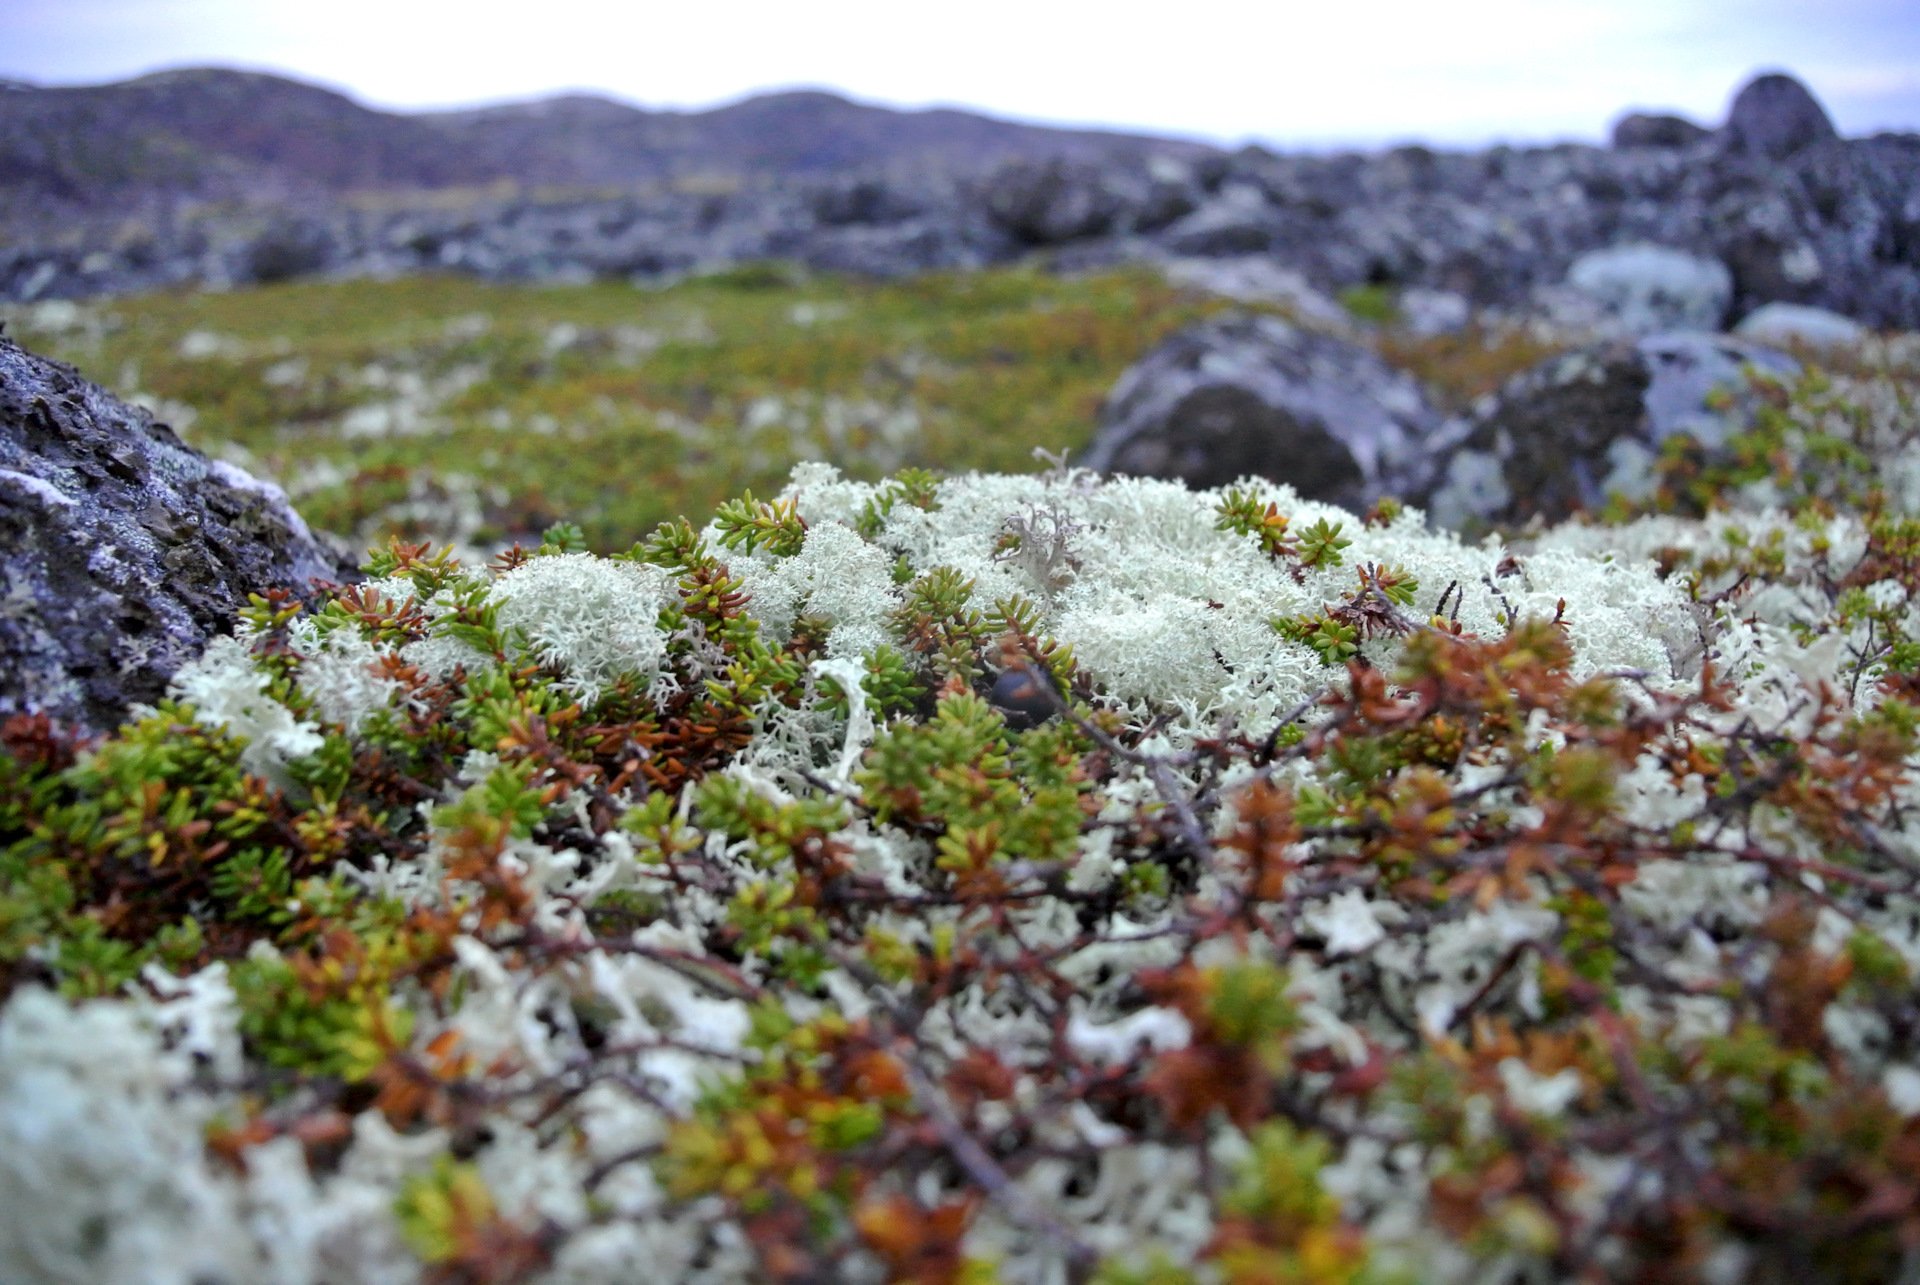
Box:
1720;70;1840;160
1562;242;1732;335
1760;133;1920;327
1421;331;1799;529
1609;111;1709;151
1157;184;1281;256
0;334;356;735
977;159;1126;246
1079;311;1440;507
1733;300;1869;348
1155;256;1351;329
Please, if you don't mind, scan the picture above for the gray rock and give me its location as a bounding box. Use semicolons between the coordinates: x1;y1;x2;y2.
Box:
239;215;336;285
0;333;357;736
1157;257;1352;330
1722;72;1839;161
1708;189;1827;312
1779;136;1920;327
1610;112;1709;151
1422;332;1800;530
1564;242;1732;334
979;160;1124;246
810;177;923;227
1394;288;1473;337
1131;168;1202;233
1733;301;1868;348
801;220;998;278
1080;311;1441;507
1158;185;1280;256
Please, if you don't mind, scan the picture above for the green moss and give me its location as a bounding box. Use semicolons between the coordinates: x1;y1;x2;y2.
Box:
1338;283;1399;326
12;266;1251;553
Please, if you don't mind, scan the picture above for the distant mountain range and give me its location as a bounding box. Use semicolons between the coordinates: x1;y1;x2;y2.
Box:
0;67;1213;219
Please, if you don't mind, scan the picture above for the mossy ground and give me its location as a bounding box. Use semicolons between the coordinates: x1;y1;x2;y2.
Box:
11;267;1571;554
12;267;1234;551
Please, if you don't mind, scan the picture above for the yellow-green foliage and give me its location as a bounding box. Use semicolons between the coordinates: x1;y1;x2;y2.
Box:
13;267;1252;552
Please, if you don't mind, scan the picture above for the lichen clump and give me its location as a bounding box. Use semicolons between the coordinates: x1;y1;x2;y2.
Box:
5;458;1920;1283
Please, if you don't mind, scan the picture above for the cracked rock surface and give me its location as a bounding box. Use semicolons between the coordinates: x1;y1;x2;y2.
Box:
0;333;356;736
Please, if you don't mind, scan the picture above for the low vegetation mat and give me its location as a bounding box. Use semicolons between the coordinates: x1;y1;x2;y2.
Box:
8;270;1920;1282
11;267;1266;554
7;434;1920;1280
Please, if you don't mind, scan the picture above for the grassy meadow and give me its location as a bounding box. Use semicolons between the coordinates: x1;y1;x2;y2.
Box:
9;266;1239;554
8;264;1564;557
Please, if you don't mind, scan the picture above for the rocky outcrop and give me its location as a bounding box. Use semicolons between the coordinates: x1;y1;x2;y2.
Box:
979;160;1128;245
1609;112;1709;151
0;333;355;736
1560;243;1732;335
1420;332;1800;530
1721;71;1840;160
4;71;1917;333
1079;311;1440;507
1732;301;1868;348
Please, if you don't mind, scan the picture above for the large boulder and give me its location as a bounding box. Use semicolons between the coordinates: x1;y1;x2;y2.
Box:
236;214;336;286
1421;332;1800;530
1696;127;1920;330
1785;135;1920;328
1721;72;1840;161
1079;311;1441;507
1706;188;1828;313
1562;243;1732;334
978;160;1125;246
1732;301;1868;348
1610;111;1709;151
1158;184;1281;256
0;333;356;736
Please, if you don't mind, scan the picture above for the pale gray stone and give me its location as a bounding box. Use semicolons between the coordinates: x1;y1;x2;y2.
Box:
1732;301;1869;348
1081;311;1441;508
1565;243;1733;335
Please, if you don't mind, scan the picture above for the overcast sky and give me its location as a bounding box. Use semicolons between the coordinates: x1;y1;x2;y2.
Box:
5;0;1918;148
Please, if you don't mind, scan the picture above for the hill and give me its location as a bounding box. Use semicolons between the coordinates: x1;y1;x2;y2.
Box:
0;67;1209;220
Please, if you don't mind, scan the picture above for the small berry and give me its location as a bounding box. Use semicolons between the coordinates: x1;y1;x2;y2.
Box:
990;665;1055;727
